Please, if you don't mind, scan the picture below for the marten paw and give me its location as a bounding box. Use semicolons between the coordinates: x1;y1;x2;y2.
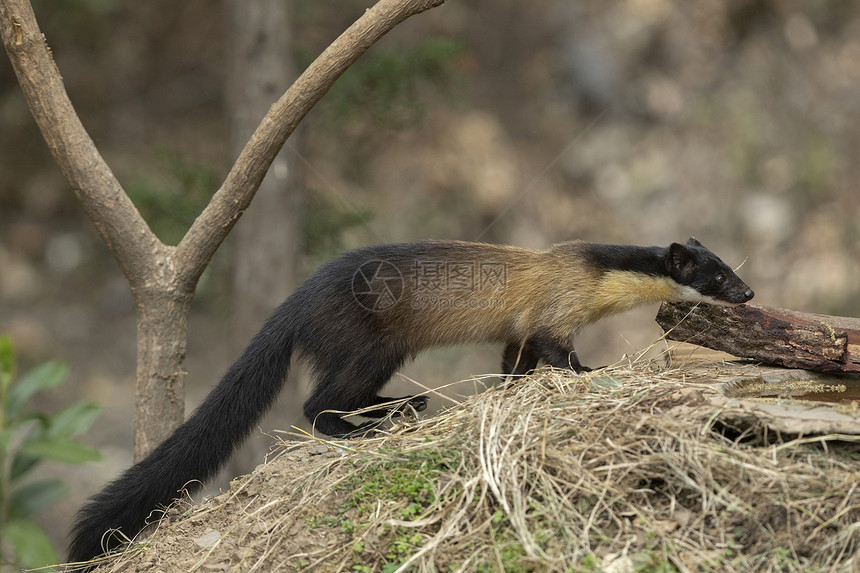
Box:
405;395;429;412
392;395;428;415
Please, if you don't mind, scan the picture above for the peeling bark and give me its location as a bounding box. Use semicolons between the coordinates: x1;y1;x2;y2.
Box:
656;302;860;373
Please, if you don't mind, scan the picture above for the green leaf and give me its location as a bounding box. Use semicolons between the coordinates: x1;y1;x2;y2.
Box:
0;427;15;450
6;361;67;417
0;334;15;399
47;401;101;438
5;519;58;568
9;479;69;520
10;452;41;481
19;437;101;464
6;419;43;480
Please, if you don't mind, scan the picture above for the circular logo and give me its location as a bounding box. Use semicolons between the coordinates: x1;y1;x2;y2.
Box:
351;260;404;312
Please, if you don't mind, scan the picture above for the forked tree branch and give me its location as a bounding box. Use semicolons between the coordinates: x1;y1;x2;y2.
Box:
1;0;446;293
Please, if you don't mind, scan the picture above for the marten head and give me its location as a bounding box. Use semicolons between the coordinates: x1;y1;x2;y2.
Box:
668;237;754;305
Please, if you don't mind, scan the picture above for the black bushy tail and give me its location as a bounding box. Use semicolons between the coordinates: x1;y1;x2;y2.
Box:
68;302;296;565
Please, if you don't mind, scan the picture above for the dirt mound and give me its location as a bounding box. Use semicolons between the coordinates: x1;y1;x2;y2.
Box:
80;363;859;572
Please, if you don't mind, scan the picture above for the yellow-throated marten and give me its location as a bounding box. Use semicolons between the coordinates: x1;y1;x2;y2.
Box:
69;237;753;564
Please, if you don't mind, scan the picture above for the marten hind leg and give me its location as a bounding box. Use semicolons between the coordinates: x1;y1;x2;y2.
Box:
304;351;403;437
303;380;368;437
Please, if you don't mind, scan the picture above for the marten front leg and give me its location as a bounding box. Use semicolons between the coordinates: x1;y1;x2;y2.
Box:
501;341;539;375
527;332;592;373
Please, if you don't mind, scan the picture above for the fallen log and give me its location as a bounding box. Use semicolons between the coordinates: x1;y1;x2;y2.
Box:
655;302;860;373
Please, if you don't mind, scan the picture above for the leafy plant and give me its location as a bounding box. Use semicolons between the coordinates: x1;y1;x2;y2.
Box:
0;336;101;570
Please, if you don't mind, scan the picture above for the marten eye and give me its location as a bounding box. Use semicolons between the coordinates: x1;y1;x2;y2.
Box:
715;273;725;283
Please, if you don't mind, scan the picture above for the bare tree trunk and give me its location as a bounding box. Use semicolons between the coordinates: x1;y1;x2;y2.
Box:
226;0;304;473
133;290;193;459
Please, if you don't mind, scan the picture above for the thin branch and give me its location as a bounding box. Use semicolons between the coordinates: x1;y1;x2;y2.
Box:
0;0;165;288
175;0;447;287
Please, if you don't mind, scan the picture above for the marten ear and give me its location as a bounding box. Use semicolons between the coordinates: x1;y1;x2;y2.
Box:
668;242;694;277
686;236;703;248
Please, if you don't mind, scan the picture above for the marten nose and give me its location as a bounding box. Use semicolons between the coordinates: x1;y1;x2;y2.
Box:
743;289;754;301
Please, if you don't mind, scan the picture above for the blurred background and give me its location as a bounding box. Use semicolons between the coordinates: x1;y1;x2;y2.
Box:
1;0;859;556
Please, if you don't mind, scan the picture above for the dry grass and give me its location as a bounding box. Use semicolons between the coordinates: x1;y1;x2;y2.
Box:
89;362;860;573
